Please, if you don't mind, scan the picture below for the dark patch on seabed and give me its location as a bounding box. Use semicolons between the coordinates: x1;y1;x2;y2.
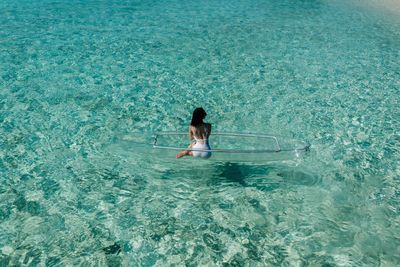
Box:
209;162;319;188
215;162;250;185
103;242;122;255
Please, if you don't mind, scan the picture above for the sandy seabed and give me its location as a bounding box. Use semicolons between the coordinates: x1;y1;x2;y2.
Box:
352;0;400;15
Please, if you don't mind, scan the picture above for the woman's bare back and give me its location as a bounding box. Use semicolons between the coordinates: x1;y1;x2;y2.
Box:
190;123;211;140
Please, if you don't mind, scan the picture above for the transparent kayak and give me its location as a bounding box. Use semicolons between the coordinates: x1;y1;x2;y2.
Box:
153;132;310;162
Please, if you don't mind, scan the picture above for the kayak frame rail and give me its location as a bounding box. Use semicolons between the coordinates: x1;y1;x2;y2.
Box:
152;132;308;154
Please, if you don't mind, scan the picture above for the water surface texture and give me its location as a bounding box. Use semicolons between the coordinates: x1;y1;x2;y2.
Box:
1;0;400;265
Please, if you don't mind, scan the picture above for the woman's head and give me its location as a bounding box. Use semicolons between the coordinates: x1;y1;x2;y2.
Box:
190;107;207;126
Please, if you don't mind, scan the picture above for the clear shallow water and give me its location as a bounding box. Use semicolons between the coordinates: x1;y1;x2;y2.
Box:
1;0;399;265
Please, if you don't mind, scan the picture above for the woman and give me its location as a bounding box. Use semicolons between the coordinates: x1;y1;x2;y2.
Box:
176;107;212;159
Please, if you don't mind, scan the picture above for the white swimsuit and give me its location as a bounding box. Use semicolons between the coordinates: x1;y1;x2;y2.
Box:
192;137;212;158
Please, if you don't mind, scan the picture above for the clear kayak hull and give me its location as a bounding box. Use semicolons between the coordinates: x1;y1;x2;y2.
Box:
153;132;310;162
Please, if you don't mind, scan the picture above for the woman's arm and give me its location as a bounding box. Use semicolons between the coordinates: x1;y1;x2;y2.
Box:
189;125;194;142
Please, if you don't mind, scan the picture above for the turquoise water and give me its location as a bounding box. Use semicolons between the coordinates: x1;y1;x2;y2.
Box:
1;0;400;265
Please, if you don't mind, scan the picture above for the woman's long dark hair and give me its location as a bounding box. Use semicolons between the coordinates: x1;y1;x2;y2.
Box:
190;107;207;126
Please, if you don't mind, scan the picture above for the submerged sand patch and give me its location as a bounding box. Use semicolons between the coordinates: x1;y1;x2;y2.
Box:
349;0;400;16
